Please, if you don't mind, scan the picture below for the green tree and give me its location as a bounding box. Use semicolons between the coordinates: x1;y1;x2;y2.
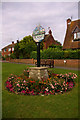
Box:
13;42;20;59
49;44;62;49
19;35;37;59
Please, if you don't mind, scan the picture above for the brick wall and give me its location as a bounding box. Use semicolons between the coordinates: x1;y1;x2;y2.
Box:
9;59;80;68
9;59;34;64
54;59;80;68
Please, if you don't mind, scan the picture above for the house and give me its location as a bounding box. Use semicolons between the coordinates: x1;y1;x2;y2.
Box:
43;28;61;49
2;41;16;57
63;18;80;50
2;28;61;58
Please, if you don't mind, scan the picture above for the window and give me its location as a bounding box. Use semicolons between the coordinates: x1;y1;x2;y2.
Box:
77;32;80;38
8;48;11;51
74;32;80;40
4;49;6;52
74;33;76;39
12;47;14;51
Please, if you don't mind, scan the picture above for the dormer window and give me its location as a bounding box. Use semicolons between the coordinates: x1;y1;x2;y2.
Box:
74;32;80;40
8;48;11;51
72;26;80;41
12;47;14;51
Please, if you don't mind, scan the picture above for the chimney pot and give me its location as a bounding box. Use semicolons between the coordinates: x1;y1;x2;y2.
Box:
67;18;71;26
12;41;14;44
17;40;19;43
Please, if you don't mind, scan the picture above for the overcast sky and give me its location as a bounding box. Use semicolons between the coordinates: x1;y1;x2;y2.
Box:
0;1;79;50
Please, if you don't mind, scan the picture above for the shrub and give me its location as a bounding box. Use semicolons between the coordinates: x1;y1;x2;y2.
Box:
30;48;80;59
2;56;5;60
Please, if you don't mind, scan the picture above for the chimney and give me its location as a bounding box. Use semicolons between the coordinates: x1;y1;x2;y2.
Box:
67;18;71;26
17;40;19;43
12;41;14;44
48;27;52;35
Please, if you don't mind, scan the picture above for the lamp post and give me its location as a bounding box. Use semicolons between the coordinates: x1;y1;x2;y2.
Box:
32;25;45;67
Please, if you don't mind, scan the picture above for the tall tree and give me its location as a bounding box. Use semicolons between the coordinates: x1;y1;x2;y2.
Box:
19;35;37;58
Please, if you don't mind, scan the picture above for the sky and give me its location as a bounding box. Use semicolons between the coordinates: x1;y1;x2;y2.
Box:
0;1;79;50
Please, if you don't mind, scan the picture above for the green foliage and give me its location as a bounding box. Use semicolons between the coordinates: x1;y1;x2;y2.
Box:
14;42;20;59
10;53;16;59
30;51;37;59
13;35;37;59
49;44;62;49
30;48;80;59
5;55;9;59
2;56;5;60
0;51;1;59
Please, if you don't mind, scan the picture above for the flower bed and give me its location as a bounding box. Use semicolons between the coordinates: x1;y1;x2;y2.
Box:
5;68;77;96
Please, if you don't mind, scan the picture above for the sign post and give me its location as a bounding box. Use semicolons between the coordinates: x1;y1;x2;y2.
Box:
37;42;40;67
32;25;45;67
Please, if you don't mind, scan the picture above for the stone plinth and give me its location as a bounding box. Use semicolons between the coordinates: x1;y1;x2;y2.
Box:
29;67;49;81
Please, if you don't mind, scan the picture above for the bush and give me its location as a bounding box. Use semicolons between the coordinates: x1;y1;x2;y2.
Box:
10;53;16;59
30;48;80;59
2;56;5;60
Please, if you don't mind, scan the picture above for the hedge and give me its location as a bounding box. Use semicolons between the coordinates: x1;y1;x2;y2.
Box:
30;48;80;59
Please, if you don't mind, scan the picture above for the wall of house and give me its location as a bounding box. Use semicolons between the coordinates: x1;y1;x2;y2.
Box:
2;47;14;57
8;59;80;68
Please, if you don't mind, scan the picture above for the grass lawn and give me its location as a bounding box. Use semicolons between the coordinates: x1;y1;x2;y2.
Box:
2;62;79;118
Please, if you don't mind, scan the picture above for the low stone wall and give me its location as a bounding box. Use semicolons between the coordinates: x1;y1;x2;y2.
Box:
9;59;80;68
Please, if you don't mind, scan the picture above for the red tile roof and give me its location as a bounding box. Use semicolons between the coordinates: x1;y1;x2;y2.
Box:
63;19;80;49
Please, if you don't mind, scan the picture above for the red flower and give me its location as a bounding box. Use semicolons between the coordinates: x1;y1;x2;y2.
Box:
66;82;68;84
30;81;35;83
17;77;21;79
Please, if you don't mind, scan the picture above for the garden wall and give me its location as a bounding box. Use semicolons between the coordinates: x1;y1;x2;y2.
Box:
9;59;34;64
54;59;80;68
9;59;80;68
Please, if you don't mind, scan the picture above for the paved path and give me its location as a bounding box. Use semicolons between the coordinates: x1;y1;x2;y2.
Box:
54;66;80;71
1;61;80;71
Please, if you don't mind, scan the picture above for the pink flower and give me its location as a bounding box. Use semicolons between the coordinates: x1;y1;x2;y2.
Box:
55;83;57;85
21;90;25;94
6;81;10;84
17;83;20;87
23;80;26;83
68;82;73;89
10;88;14;92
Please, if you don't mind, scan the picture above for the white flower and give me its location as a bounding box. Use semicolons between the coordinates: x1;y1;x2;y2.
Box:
41;95;44;96
45;87;49;91
26;87;28;89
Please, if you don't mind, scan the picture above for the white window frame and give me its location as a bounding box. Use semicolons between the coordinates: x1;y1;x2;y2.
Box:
12;47;14;51
4;49;6;52
8;48;11;51
77;32;80;38
74;32;80;40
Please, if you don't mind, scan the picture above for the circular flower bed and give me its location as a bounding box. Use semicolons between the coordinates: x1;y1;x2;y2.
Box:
5;68;77;96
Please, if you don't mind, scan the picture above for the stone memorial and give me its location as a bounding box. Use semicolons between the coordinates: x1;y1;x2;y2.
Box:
29;67;48;81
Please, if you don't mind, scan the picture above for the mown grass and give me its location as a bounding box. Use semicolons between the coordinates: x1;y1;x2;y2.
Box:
2;62;79;118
